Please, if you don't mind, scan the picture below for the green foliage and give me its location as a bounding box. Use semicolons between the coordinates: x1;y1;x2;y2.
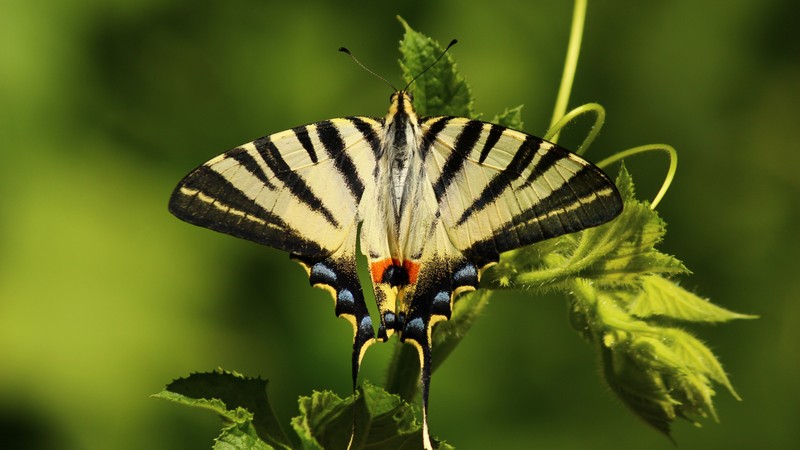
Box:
627;275;752;323
397;16;472;118
491;105;525;130
154;370;292;450
157;15;752;450
292;382;453;450
156;371;451;450
484;167;754;435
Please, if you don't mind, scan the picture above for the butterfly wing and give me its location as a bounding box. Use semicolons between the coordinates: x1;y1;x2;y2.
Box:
169;116;384;393
421;117;623;268
170;117;382;259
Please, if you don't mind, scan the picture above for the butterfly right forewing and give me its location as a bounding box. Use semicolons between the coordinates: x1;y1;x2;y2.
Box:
421;117;623;268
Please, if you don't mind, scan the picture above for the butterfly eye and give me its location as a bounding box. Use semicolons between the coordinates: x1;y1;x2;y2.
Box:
407;92;414;102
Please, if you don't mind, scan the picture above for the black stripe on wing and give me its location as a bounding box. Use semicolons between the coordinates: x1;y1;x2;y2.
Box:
292;126;319;164
477;124;504;164
514;146;566;191
226;147;277;190
419;116;453;160
168;165;326;257
455;134;540;227
346;116;383;160
462;165;622;267
253;135;340;228
431;120;483;202
316;120;365;201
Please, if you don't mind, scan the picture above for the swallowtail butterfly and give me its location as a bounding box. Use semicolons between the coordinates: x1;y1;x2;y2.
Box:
169;42;623;449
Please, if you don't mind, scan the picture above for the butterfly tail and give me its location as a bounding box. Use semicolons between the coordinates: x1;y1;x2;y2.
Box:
401;320;435;450
294;226;375;449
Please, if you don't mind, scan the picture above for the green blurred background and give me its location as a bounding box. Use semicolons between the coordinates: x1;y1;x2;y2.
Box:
2;0;798;449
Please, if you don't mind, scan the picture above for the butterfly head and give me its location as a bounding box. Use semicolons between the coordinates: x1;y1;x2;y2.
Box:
388;91;416;118
340;39;457;119
384;90;420;156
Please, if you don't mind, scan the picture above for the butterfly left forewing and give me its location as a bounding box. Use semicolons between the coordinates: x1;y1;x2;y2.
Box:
170;117;382;258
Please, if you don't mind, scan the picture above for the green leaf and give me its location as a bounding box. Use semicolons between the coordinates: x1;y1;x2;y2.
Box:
291;381;454;450
153;370;292;450
215;420;276;450
599;329;682;437
397;16;473;118
491;105;525;130
291;390;343;450
598;307;742;435
664;327;740;402
628;275;758;323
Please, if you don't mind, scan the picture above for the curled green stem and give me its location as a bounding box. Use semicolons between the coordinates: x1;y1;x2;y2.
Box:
596;144;678;210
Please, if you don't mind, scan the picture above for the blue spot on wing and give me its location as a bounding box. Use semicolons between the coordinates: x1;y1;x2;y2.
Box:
383;311;397;330
453;264;478;285
406;317;425;334
311;263;337;283
337;289;354;308
434;291;450;307
432;290;453;318
359;315;374;334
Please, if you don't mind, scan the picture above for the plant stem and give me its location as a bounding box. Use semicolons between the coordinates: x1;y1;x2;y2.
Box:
549;0;587;143
595;144;678;210
385;343;421;402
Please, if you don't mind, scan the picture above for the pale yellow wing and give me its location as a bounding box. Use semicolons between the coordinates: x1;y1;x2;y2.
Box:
169;117;382;259
420;116;623;267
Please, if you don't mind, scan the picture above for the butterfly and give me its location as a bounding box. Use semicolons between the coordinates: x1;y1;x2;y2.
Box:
169;41;623;449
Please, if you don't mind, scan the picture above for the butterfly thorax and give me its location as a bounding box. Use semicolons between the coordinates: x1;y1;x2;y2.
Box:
383;92;422;217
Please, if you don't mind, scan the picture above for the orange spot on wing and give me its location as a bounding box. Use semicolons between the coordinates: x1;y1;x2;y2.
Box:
369;258;421;285
403;260;420;285
370;258;396;283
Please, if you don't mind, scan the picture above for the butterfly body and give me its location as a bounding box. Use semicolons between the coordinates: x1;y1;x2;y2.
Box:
169;90;622;449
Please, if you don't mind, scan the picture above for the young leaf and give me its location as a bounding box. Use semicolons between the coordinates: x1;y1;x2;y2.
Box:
291;390;345;450
628;275;757;323
215;419;276;450
291;381;454;450
154;370;292;450
397;16;473;117
491;105;525;130
596;302;739;435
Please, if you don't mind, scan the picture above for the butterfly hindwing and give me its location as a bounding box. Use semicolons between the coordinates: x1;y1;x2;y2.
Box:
294;224;375;392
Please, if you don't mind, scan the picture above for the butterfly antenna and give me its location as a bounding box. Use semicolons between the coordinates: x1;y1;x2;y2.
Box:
402;38;458;92
339;47;397;92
